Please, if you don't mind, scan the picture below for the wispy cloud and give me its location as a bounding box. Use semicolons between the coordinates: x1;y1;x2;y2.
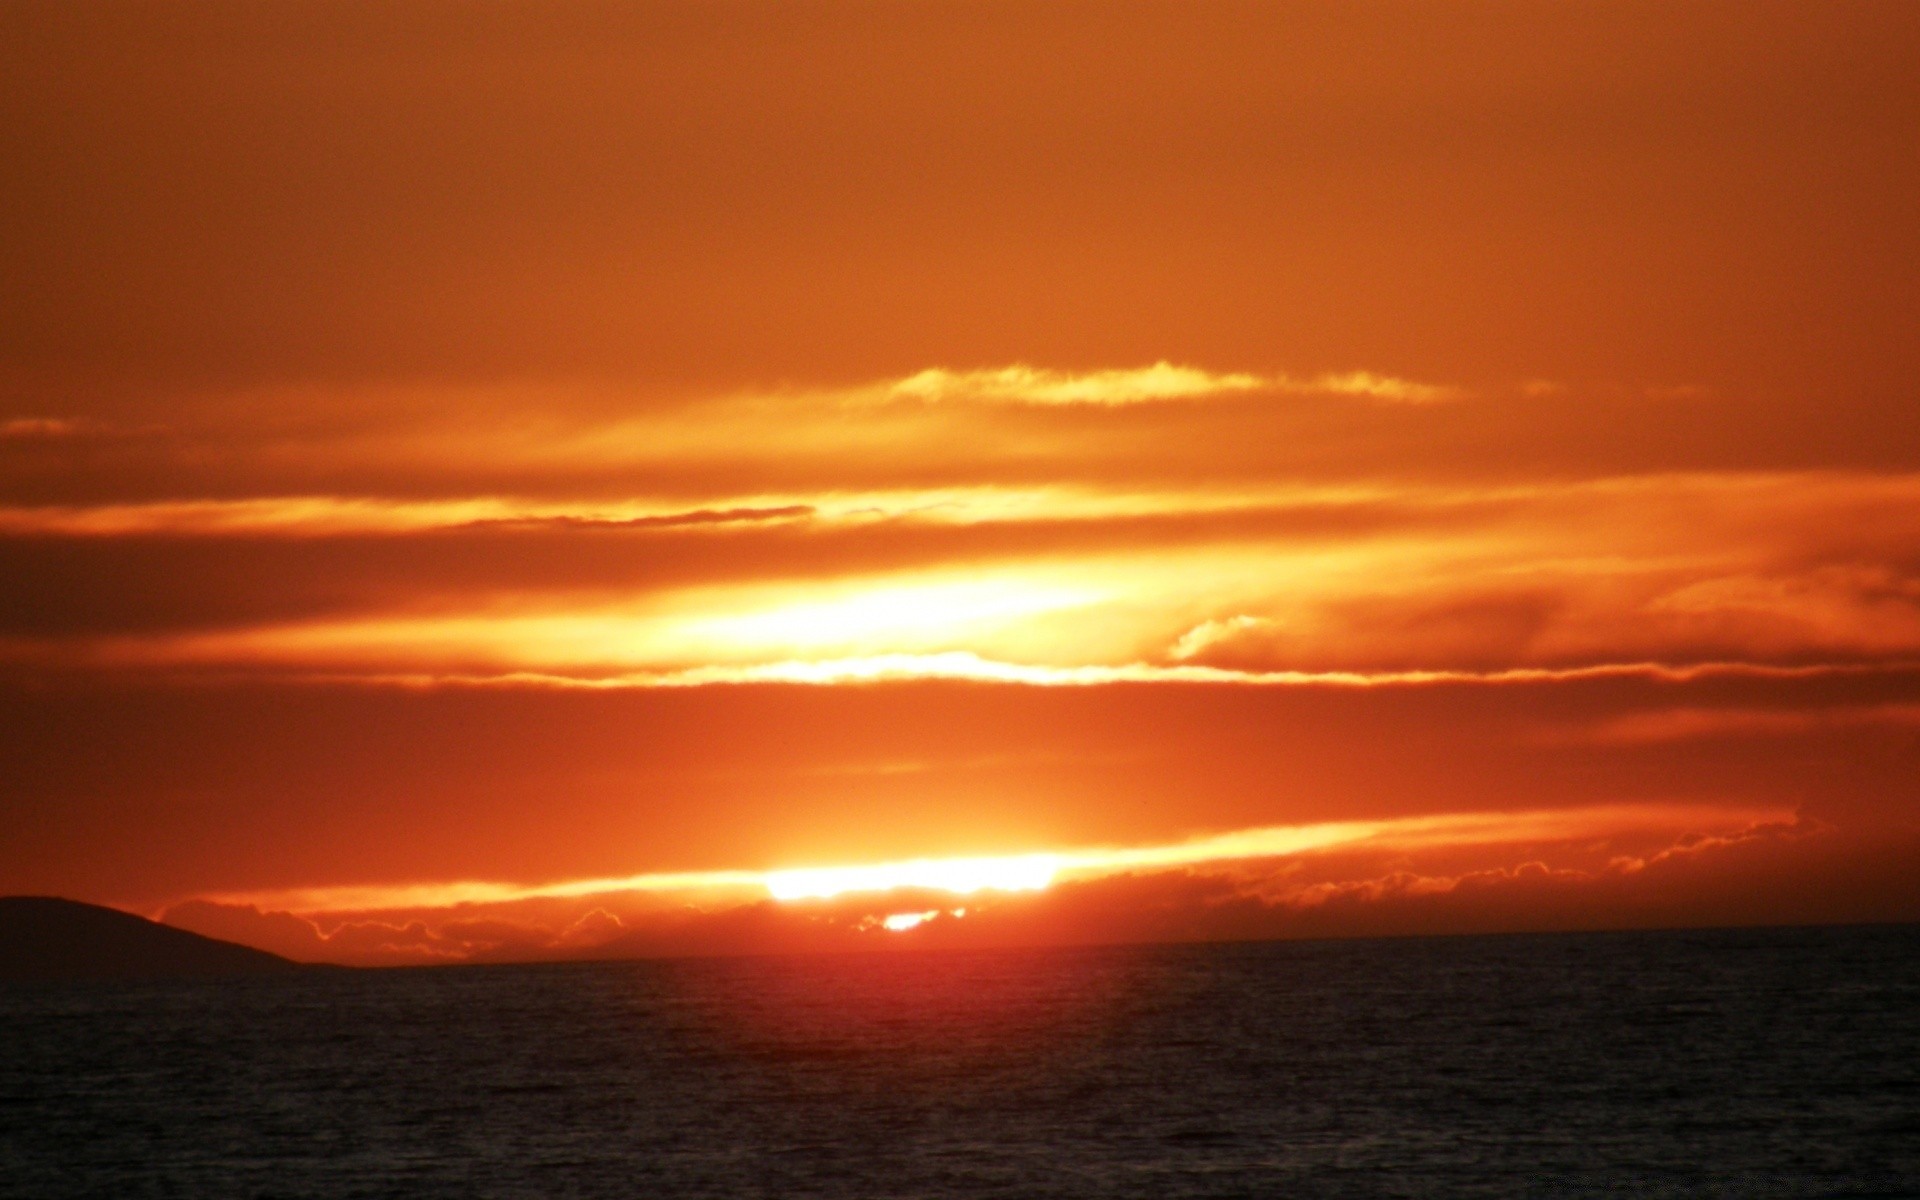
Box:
1304;370;1461;404
884;362;1459;406
191;867;771;916
161;802;1815;964
530;654;1901;690
0;497;818;538
1540;701;1920;745
68;649;1914;697
56;652;1904;699
0;417;88;440
0;416;162;441
188;801;1786;917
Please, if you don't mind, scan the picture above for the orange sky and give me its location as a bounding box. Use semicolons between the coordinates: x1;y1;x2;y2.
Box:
2;1;1916;964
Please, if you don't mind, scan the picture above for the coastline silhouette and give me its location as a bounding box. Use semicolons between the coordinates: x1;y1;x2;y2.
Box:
0;896;305;983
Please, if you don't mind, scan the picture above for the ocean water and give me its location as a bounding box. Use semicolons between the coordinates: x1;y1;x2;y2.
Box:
2;925;1916;1198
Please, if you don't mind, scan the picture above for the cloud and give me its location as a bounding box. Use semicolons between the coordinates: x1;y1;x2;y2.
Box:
463;505;816;533
0;418;88;440
9;469;1920;677
1645;565;1920;655
185;800;1790;926
94;653;1906;695
1543;701;1920;745
0;416;167;445
159;901;336;962
0;498;816;538
158;811;1915;966
189;866;770;917
1304;371;1461;404
887;363;1265;405
883;363;1458;406
160;898;635;966
1170;614;1282;662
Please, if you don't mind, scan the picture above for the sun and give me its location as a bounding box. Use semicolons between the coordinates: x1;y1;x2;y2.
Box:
764;852;1061;901
880;910;938;932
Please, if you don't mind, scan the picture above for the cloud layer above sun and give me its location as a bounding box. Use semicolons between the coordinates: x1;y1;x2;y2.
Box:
7;367;1920;685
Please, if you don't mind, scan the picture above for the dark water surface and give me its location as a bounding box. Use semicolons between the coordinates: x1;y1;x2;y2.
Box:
3;925;1917;1198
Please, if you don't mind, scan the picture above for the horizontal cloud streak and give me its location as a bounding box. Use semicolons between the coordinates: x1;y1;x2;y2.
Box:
882;363;1460;406
189;801;1788;918
0;418;89;440
159;806;1860;966
887;362;1268;405
1542;701;1920;745
5;469;1919;677
0;497;818;538
246;654;1917;692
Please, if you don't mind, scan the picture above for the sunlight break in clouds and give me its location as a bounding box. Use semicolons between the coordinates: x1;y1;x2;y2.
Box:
677;577;1108;656
884;362;1458;405
274;654;1898;694
196;801;1789;917
31;468;1920;684
767;853;1062;900
0;497;812;537
879;910;942;932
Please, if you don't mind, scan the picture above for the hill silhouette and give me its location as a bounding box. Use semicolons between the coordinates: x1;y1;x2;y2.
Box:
0;896;304;982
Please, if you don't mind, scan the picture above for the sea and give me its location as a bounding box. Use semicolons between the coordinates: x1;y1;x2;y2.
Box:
3;924;1916;1198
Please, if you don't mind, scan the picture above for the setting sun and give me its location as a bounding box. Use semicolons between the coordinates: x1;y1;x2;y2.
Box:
880;910;940;932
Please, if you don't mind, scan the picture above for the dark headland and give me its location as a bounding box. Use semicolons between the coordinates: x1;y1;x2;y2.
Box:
0;896;305;983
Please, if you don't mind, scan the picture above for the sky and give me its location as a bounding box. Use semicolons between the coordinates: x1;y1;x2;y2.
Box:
2;0;1917;965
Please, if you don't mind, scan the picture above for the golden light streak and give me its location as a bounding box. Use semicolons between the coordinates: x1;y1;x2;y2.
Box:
1044;803;1793;880
886;362;1268;405
20;469;1917;539
0;497;812;537
0;484;1347;537
195;802;1793;916
36;364;1462;500
765;853;1062;900
881;363;1459;406
92;582;1129;673
200;867;770;915
30;469;1920;684
281;654;1913;692
678;578;1106;655
880;910;940;932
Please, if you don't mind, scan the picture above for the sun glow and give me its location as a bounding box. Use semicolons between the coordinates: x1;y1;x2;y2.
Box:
678;577;1102;655
764;852;1062;901
881;910;939;931
196;802;1792;918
